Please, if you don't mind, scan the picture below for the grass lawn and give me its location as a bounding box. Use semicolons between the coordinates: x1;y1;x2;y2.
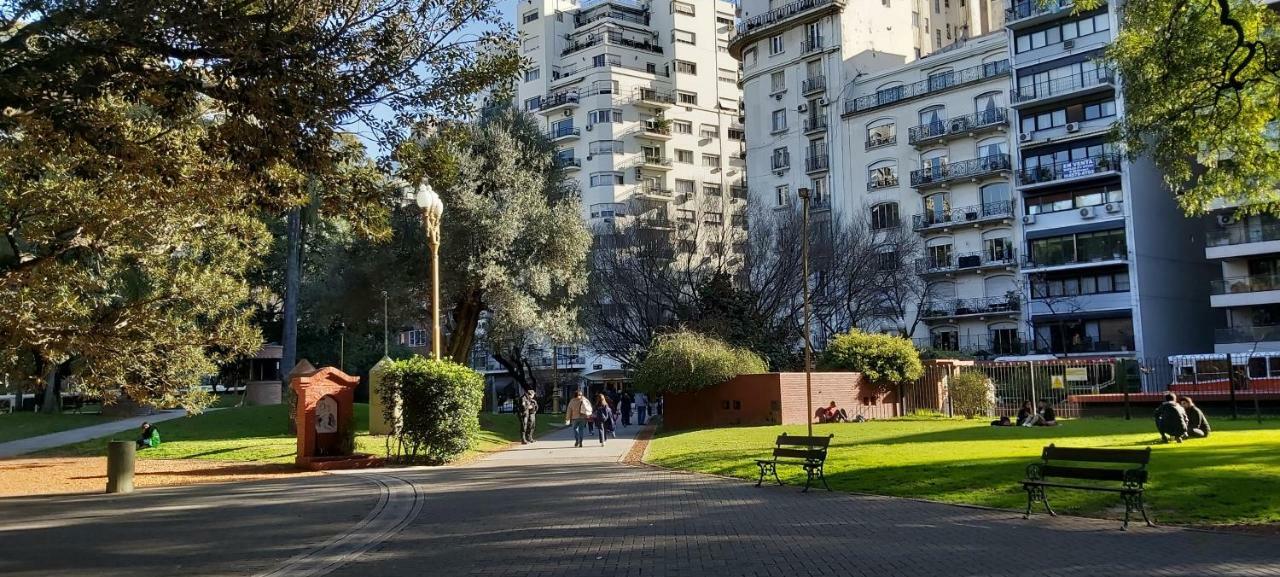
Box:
645;417;1280;526
39;403;563;464
0;412;121;444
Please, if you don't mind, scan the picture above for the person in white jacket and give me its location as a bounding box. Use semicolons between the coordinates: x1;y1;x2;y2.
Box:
633;392;648;425
564;390;594;448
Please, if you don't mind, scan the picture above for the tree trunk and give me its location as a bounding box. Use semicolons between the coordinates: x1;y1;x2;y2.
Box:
280;208;302;383
39;363;59;414
446;288;484;364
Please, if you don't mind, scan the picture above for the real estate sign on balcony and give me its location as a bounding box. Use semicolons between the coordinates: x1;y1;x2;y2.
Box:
1061;158;1099;179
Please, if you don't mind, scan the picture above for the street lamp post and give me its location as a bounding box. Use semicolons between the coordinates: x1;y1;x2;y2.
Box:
797;186;814;438
414;183;445;360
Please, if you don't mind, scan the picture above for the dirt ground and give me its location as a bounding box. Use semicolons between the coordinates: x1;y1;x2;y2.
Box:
0;457;322;498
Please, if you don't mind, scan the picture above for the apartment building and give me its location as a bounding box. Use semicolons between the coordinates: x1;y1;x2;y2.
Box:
841;33;1021;354
1202;210;1280;354
1005;0;1214;359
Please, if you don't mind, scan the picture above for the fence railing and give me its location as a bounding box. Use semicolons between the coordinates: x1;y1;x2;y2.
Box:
1017;154;1122;186
1211;273;1280;295
908;108;1008;145
910;154;1011;188
911;200;1016;230
847;60;1010;114
1206;223;1280;247
1011;68;1113;104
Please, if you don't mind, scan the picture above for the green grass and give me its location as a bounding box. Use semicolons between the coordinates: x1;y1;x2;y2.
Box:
39;404;563;464
645;418;1280;526
0;412;122;444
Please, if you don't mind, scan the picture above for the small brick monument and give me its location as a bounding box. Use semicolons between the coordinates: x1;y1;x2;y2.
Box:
291;365;381;470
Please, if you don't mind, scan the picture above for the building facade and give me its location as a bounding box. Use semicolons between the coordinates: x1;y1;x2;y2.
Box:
1203;210;1280;354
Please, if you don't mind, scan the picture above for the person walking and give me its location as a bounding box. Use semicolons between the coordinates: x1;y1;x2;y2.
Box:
1179;396;1211;438
593;393;614;446
619;391;632;427
565;390;593;448
634;391;648;426
1154;392;1189;443
518;388;539;444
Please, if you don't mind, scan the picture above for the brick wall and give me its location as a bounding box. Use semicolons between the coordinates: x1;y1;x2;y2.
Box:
664;371;895;430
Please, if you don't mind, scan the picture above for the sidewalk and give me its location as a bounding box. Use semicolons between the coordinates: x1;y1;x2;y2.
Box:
474;417;642;466
0;410;189;458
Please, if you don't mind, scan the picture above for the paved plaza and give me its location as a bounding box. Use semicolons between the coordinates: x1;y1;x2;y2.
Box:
1;423;1278;577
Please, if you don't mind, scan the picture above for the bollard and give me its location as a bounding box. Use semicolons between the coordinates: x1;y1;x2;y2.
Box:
106;440;136;494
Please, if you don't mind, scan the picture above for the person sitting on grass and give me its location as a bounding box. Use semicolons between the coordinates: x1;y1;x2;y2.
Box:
1021;399;1059;427
135;422;161;449
1154;392;1189;443
1016;400;1034;426
1179;396;1211;439
990;415;1014;427
815;401;849;423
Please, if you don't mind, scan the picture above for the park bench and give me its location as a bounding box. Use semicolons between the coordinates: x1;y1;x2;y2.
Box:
1022;444;1154;530
754;433;833;492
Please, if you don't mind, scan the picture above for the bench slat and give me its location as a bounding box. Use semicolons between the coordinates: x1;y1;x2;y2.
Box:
776;434;833;448
773;448;825;460
1023;481;1136;493
1040;465;1141;483
1043;445;1150;465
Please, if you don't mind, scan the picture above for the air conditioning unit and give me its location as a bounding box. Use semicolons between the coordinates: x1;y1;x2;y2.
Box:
1063;39;1075;50
1065;122;1080;133
586;155;593;161
774;169;785;176
1216;213;1238;226
1104;202;1121;213
1019;132;1032;143
1079;206;1096;219
950;119;967;132
797;103;809;112
774;93;783;101
818;97;829;106
585;124;593;131
1022;214;1037;225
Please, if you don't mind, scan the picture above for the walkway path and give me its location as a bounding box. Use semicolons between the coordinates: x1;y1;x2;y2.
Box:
0;410;190;458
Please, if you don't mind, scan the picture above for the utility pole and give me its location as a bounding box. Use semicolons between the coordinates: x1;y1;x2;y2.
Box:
798;187;814;438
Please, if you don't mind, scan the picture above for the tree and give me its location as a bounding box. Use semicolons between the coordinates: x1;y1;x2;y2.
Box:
1085;0;1280;214
379;356;485;464
631;330;768;395
819;330;924;390
399;104;592;393
950;370;994;419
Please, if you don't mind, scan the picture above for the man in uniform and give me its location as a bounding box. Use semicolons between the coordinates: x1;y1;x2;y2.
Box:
519;388;539;444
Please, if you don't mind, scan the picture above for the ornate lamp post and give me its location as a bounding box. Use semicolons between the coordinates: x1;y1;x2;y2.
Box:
414;183;445;360
797;186;814;438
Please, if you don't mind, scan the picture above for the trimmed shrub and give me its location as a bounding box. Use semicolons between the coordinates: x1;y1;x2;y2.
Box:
819;330;923;390
633;330;768;394
949;370;994;419
380;356;484;464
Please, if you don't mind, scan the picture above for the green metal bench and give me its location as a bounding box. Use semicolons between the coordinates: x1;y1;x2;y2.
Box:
755;433;833;492
1022;444;1154;530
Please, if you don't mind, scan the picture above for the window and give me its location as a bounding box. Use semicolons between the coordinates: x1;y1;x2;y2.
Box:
523;10;538;23
728;127;745;141
870;203;900;230
771;71;786;93
702;154;720;167
673;29;696;45
703;184;722;197
1024;186;1122;215
523;38;539;53
677;91;697;105
676;209;696;223
1030;229;1126;266
771;109;788;132
718;68;737;83
935;30;942;48
769;35;784;55
589;108;622;124
672;1;695;15
732;213;747;226
524;96;541;111
868;161;898;189
675;60;697;75
744;48;758;69
984;237;1014;261
1017;60;1108;100
589;140;623;155
675;179;695;195
771;147;790;169
700;124;720;139
866;120;895;148
705;211;724;225
776;185;790;206
1032;269;1131;298
673;120;693;134
1015;11;1111;53
946;23;952;40
925;243;952;269
919;105;946;128
877;249;900;271
550;118;574;135
590;172;624;187
812;177;827;203
524;68;540;82
676;149;694;164
402;329;429;347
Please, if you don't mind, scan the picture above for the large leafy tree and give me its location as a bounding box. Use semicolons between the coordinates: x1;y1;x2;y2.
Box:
1091;0;1280;214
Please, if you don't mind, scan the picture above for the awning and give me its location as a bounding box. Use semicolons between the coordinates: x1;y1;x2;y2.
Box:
581;369;629;382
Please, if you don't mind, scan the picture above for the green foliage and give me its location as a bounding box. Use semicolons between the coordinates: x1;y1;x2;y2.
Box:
949;370;993;419
684;273;801;371
820;330;924;388
632;330;768;394
917;348;977;361
380;356;485;464
1078;0;1280;214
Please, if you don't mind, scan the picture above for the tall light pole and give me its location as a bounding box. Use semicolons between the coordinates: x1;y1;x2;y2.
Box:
797;186;814;438
414;183;445;360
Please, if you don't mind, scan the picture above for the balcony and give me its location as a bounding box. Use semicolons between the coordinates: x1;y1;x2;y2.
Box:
917;249;1017;276
910;154;1011;190
635;87;675;107
908;109;1008;147
920;295;1022;321
811;196;832;211
575;3;650;27
914;334;1031;356
867;173;899;191
589;202;628;219
1206;223;1280;260
636;185;674;201
640;122;673;140
563;31;663;56
1216;325;1280;345
866;134;896;150
845;60;1011;115
538;92;580;114
637;215;676;230
801;36;824;54
802;75;827;95
555;157;582;170
731;186;749;200
911;200;1016;233
1006;0;1076;28
1022;251;1127;271
546;127;581;141
640;155;673;170
1017;154;1121;188
805;148;830;173
803;115;828;134
1030;337;1135;356
728;0;847;58
1011;69;1114;108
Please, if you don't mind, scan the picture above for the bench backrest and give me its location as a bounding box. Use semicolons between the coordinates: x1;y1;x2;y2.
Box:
772;433;833;461
1039;444;1150;484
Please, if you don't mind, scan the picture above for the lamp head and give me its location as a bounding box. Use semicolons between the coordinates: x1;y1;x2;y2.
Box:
414;183;444;219
797;187;811;200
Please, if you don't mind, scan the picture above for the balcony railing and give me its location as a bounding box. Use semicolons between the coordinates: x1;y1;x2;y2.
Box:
846;60;1011;114
575;6;649;27
911;201;1016;231
1206;223;1280;247
1006;0;1074;23
641;122;672;136
563;31;663;56
801;37;824;54
733;0;842;41
1216;325;1280;344
913;334;1030;355
917;249;1017;274
1031;337;1135;355
1023;249;1127;269
731;186;749;200
555;157;582;169
589;202;628;218
867;173;899;190
1012;68;1113;104
537;92;580;111
920;295;1022;320
805;152;829;173
642;156;673;167
637;215;674;229
635;87;675;105
1211;273;1280;295
866;134;896;150
803;116;828;132
1018;154;1122;186
638;185;673;198
908;108;1008;145
547;127;580;139
811;196;832;211
802;75;827;94
910;154;1011;188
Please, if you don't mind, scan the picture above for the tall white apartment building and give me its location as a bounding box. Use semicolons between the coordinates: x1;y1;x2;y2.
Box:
1202;210;1280;354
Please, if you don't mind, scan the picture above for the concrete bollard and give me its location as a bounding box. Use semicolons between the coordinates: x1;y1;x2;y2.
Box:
106;440;135;494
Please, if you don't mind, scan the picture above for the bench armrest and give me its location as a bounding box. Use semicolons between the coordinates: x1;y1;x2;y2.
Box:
1025;463;1044;481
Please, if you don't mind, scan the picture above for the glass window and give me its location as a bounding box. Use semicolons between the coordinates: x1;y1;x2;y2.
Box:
675;179;695;194
702;154;720;167
771;71;786;92
676;149;694;163
675;60;696;75
775;185;790;206
703;184;722;197
590;172;623;187
677;91;697;105
870;203;900;230
673;120;693;134
770;35;784;54
772;109;787;132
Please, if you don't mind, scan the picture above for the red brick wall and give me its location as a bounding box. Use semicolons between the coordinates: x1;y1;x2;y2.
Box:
664;371;894;429
778;372;893;424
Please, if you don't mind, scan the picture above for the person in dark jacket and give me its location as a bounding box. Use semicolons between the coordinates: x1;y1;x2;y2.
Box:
593;393;614;446
1179;396;1211;438
1015;400;1034;426
518;388;539;444
619;392;632;427
1154;392;1189;443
